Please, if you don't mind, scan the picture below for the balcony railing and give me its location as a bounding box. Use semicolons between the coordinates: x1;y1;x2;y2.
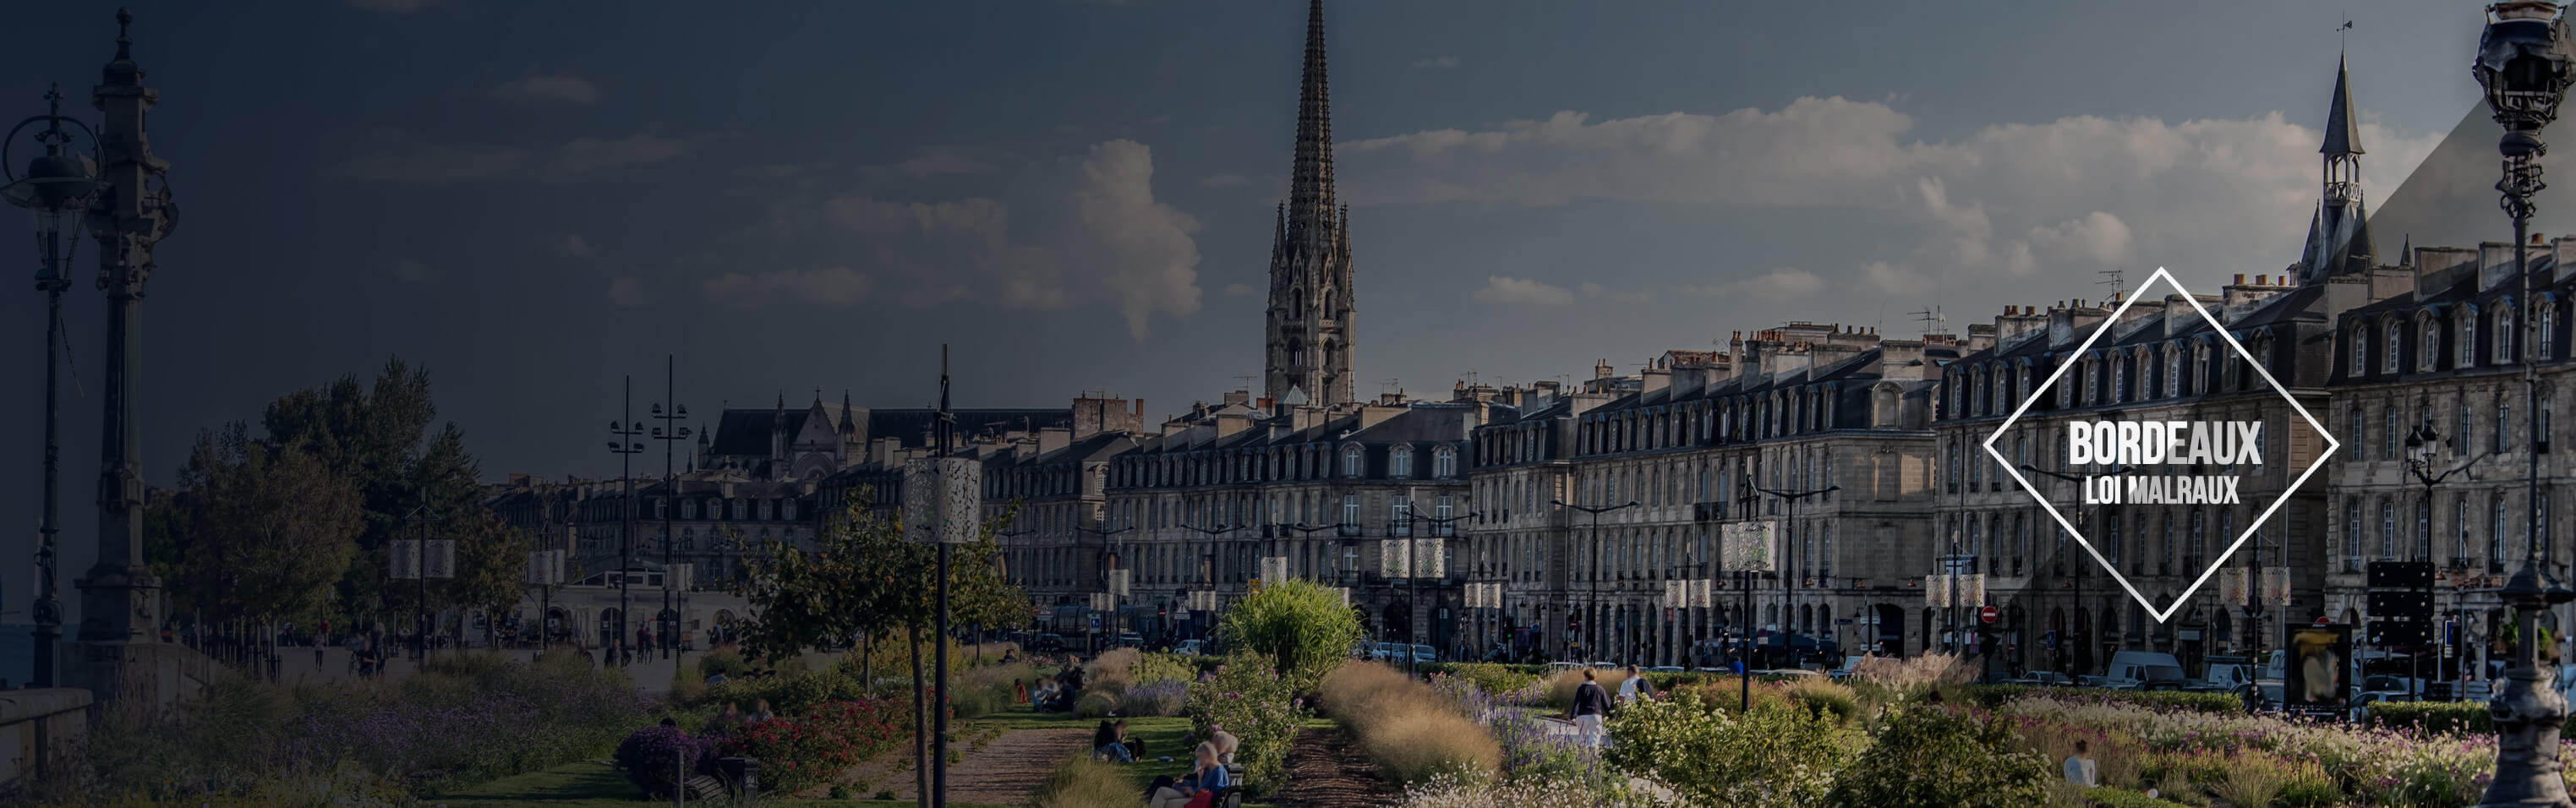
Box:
1338;522;1362;538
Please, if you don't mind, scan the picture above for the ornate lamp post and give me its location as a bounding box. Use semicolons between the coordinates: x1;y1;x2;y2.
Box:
4;85;101;690
2473;3;2576;804
1748;475;1838;667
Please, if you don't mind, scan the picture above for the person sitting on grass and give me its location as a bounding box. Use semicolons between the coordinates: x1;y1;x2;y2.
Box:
1094;719;1135;762
1144;774;1190;808
1015;678;1030;704
747;699;776;724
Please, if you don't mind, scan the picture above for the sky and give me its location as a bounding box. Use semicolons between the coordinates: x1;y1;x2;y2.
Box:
0;0;2530;620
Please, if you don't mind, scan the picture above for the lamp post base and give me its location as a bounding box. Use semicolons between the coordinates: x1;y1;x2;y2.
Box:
2476;659;2573;807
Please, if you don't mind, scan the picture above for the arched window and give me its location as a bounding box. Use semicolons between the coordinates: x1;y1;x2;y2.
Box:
2378;498;2396;560
2456;493;2473;565
2542;299;2560;360
2492;494;2512;571
1432;445;1457;478
1388;445;1413;478
2168;346;2183;397
1342;445;1364;478
2497;303;2518;364
2344;498;2361;572
2421;317;2442;370
2460;310;2479;368
2352;325;2370;375
2385;319;2404;373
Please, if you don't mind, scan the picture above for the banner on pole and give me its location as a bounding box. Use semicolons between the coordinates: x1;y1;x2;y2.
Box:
1690;578;1714;608
2218;567;2250;606
901;457;982;544
1962;573;1986;609
2262;566;2293;606
1415;538;1447;579
1380;539;1412;578
391;540;420;580
1720;521;1778;573
1108;568;1131;598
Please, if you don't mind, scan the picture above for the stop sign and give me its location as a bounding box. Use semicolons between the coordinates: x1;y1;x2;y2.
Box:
1978;606;1999;625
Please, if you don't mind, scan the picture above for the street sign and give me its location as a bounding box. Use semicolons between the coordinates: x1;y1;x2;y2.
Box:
2368;620;2431;647
2369;590;2437;618
1978;605;1999;625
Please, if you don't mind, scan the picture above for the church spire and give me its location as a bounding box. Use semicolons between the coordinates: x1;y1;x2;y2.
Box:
2300;52;2372;281
1285;0;1335;248
2322;53;2364;156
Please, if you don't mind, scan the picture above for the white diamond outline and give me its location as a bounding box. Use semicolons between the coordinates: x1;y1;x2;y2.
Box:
1979;266;2340;624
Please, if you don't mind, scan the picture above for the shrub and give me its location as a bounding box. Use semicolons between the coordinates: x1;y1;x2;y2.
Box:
1215;578;1368;694
1117;680;1189;718
1135;652;1196;686
1604;689;1849;807
667;656;708;707
612;725;716;797
2367;701;2491;734
704;670;841;717
699;647;748;678
717;699;908;796
1442;662;1545;697
2205;751;2290;808
1187;654;1307;794
1086;648;1144;693
1961;685;2243;714
1783;678;1860;726
1319;662;1501;787
1391;771;1672;807
1031;755;1140;808
1824;705;2050;808
1545;669;1629;710
1850;652;1975;694
1075;689;1120;718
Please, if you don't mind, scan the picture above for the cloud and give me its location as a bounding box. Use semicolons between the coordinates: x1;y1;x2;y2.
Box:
747;139;1202;338
548;234;595;259
608;276;650;307
1414;56;1459;69
1200;173;1250;188
1336;98;2442;292
338;131;692;183
1471;276;1573;305
1224;282;1257;297
495;74;599;106
395;260;429;281
1682;267;1824;302
1862;261;1935;297
703;267;877;308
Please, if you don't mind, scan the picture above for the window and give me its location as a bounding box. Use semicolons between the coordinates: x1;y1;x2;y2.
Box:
1342;495;1360;531
2416;499;2432;560
2168;347;2183;397
2543;302;2559;359
2422;319;2441;370
2105;511;2123;570
2461;312;2479;368
758;500;774;520
2386;319;2404;373
2457;493;2473;566
682;500;697;520
1433;446;1457;478
2378;499;2396;560
2498;399;2513;455
2383;406;2402;461
730;500;747;520
2493;494;2511;572
1343;445;1364;478
2190;510;2208;571
1389;445;1413;478
681;528;695;551
2346;406;2364;461
2352;326;2370;374
1946;441;1961;494
2498;304;2518;364
1435;496;1457;537
1392;496;1412;537
705;499;719;520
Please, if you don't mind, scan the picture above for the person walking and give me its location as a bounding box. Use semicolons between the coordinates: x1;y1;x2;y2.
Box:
1618;664;1658;703
1566;669;1611;748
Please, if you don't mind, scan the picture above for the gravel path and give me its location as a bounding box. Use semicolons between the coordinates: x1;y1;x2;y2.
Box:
842;727;1091;804
1266;726;1400;808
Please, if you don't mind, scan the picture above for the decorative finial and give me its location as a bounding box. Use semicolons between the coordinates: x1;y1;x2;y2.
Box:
115;8;133;61
43;84;60;116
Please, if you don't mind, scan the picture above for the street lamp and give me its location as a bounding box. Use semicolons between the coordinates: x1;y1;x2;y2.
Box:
2473;3;2576;802
648;357;691;661
4;85;100;690
2023;462;2143;677
1408;509;1474;674
607;379;646;664
1076;524;1137;643
1556;498;1639;663
2406;423;2489;701
1747;474;1838;667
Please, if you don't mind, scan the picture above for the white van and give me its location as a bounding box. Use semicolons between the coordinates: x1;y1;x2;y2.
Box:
2099;651;2190;691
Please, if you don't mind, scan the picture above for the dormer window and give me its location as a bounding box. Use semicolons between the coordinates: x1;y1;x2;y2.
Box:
2385;319;2404;374
2422;318;2442;371
2497;303;2518;365
2351;325;2370;375
1342;445;1364;478
1389;445;1414;478
2460;311;2479;367
1433;445;1458;478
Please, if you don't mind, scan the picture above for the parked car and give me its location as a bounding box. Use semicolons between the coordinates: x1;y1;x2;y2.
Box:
2189;654;2257;692
1114;632;1144;648
1409;644;1438;664
1828;655;1868;680
1173;639;1206;656
2099;651;2190;691
1644;665;1686;674
2004;670;2076;687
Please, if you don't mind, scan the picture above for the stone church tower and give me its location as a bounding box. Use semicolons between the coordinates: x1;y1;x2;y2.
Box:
1265;0;1357;406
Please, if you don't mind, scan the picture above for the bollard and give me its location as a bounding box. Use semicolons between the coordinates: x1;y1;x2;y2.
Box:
674;746;685;806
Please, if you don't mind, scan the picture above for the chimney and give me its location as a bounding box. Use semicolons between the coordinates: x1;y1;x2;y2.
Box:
1036;426;1071;454
1879;339;1928;380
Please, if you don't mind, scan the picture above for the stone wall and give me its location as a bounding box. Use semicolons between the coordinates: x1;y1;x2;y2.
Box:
0;687;91;793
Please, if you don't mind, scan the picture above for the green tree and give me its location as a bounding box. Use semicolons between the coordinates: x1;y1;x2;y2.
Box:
156;425;364;629
1824;705;2050;808
1215;577;1365;694
441;509;531;646
1606;689;1855;808
257;358;483;624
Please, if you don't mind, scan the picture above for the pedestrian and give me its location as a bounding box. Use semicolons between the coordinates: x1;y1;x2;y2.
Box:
1566;669;1611;748
2063;739;2098;787
314;631;328;669
1618;664;1658;703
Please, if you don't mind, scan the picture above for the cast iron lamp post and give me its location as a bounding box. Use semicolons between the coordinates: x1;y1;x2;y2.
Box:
647;357;690;661
607;379;645;663
1748;474;1838;667
2473;3;2576;804
3;85;100;689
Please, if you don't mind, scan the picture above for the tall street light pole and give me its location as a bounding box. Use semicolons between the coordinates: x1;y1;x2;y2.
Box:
4;85;101;690
648;356;691;661
1555;498;1638;663
1076;525;1136;644
2473;4;2576;803
75;8;178;706
2023;463;2137;677
1733;479;1761;711
609;378;644;664
2406;424;2486;702
1749;475;1837;667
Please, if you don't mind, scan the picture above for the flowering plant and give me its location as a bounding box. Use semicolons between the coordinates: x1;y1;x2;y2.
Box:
716;699;910;795
1187;653;1307;794
613;724;717;797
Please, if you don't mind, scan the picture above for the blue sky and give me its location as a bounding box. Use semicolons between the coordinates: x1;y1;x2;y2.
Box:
0;1;2522;610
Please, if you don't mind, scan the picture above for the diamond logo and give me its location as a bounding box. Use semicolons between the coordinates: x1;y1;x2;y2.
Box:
1982;267;2338;623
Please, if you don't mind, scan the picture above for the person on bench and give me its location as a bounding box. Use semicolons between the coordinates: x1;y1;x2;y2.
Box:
1144;775;1190;808
1175;741;1231;807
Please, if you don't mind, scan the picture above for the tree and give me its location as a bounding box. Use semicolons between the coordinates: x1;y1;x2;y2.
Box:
156;425;364;628
442;509;531;646
257;358;483;623
1823;705;2049;808
1216;577;1365;694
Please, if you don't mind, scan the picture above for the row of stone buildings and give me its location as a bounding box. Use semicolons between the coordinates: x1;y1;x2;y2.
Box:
485;9;2576;676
